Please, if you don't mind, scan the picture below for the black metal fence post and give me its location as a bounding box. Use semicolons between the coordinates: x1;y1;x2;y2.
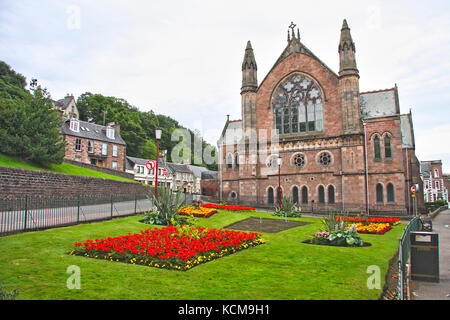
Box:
110;194;113;219
77;195;80;224
23;195;28;232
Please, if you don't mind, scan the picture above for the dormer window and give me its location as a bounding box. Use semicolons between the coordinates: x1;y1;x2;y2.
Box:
70;118;79;132
106;126;115;139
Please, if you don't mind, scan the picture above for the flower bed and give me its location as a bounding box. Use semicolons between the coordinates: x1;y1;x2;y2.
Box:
354;222;392;235
325;216;400;226
178;206;217;218
69;226;264;271
201;203;256;212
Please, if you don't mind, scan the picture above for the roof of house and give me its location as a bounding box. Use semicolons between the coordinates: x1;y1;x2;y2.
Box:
166;162;193;174
400;114;414;148
61;117;126;145
360;88;399;119
126;156;173;172
188;165;209;178
52;95;75;110
201;170;218;180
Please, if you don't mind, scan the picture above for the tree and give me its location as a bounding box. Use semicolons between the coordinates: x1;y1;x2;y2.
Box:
0;79;66;167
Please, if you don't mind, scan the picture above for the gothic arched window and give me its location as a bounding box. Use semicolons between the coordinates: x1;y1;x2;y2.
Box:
268;187;274;204
272;73;323;134
318;185;325;204
292;186;299;204
376;183;384;203
384;135;392;158
374;136;381;160
387;183;395;203
301;186;308;204
328;185;335;204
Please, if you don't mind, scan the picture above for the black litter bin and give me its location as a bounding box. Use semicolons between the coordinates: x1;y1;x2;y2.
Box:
410;231;439;283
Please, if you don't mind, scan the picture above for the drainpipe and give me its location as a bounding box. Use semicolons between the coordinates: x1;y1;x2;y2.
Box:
363;120;370;216
405;149;410;215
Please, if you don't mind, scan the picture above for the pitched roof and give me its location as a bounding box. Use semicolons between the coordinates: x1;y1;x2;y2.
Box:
201;170;218;180
188;165;209;178
218;119;242;145
61;117;126;145
360;88;399;118
166;162;193;174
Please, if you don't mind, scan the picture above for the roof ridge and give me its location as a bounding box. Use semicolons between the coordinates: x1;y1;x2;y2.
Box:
360;87;395;95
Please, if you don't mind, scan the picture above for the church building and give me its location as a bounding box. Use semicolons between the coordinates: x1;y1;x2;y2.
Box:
218;20;424;215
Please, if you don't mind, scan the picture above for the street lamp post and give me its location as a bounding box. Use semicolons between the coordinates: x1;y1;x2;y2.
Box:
155;127;162;196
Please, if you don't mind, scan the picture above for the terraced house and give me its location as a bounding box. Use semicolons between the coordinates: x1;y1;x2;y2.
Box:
218;20;424;214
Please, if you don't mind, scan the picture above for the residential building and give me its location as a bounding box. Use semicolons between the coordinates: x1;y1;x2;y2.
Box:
125;156;173;188
200;170;219;197
52;94;79;119
218;20;424;214
61;117;127;171
421;160;448;203
188;165;209;194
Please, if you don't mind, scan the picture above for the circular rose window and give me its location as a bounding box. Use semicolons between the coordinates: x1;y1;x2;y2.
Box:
292;153;306;169
317;151;332;167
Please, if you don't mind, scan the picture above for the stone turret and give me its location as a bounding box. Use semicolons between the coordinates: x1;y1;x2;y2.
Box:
338;19;361;134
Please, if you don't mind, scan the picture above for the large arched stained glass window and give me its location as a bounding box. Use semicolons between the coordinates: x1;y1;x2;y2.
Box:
272;73;323;134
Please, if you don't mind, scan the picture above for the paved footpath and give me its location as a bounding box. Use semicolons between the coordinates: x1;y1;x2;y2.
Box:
411;208;450;300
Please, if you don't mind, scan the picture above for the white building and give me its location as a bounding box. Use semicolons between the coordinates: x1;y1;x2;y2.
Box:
420;160;448;203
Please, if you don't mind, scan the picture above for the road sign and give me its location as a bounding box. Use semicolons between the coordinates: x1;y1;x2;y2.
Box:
411;186;416;194
146;160;155;171
162;169;167;174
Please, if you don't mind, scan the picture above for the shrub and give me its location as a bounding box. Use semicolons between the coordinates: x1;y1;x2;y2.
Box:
143;187;188;226
273;195;302;218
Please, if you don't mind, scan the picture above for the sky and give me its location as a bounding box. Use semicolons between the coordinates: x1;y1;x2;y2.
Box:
1;0;450;172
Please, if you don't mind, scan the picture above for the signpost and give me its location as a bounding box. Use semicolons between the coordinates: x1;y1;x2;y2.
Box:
146;160;155;171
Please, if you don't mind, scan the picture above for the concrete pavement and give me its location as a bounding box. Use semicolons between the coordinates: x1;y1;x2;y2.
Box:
411;208;450;300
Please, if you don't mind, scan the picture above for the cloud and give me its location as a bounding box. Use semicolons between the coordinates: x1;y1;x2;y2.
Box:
1;0;449;171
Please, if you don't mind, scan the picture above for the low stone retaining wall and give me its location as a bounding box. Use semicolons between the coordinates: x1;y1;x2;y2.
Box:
0;166;152;199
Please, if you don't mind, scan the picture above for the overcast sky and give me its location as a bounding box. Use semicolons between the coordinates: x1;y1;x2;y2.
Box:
1;0;450;172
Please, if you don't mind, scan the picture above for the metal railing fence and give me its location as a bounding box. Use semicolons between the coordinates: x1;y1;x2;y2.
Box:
397;215;422;300
0;191;198;237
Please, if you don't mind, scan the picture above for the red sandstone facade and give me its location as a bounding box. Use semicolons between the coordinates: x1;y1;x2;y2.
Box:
218;21;423;215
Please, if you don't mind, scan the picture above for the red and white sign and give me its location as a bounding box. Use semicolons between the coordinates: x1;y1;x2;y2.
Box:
146;160;156;171
162;169;167;174
411;186;416;194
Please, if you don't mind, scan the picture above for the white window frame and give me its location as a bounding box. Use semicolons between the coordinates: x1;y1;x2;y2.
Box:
75;138;82;152
102;143;108;155
70;118;80;132
87;140;94;153
112;161;118;170
106;126;115;139
112;144;118;157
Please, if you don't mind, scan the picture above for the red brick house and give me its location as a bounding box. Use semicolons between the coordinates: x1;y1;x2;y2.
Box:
217;20;423;215
61;117;127;171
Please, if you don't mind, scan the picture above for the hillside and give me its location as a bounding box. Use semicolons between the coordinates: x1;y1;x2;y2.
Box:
0;153;135;182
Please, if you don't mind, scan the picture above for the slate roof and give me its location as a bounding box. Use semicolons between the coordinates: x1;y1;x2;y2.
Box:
218;120;242;145
61;117;126;145
400;114;414;148
126;156;174;173
188;165;209;178
360;88;398;118
201;170;218;180
52;96;74;110
166;162;193;174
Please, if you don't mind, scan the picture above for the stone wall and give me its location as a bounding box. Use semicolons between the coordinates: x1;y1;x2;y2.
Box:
0;166;152;199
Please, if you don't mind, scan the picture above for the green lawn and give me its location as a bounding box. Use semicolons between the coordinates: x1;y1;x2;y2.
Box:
0;210;404;300
0;153;135;182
